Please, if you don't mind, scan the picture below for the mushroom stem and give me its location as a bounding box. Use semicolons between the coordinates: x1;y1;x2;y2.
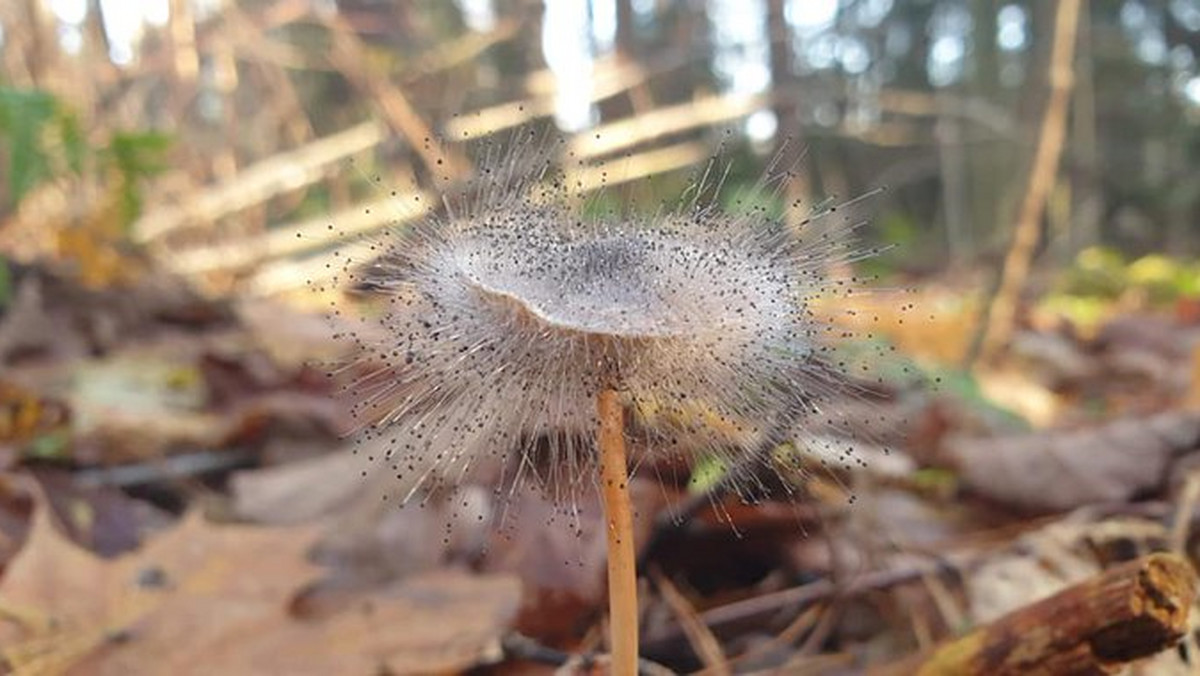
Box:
597;387;639;676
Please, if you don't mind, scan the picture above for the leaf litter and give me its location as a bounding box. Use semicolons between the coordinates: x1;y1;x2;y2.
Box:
0;151;1199;674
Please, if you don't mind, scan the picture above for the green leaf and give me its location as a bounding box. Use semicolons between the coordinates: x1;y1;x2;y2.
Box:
100;131;172;227
687;454;729;493
57;109;87;176
106;130;171;178
24;430;72;461
0;87;60;206
0;257;11;309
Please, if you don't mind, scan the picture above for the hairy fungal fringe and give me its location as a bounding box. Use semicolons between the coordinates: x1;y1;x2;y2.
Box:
319;128;901;530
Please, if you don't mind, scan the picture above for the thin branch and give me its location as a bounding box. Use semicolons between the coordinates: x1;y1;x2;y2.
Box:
972;0;1082;365
133;121;386;243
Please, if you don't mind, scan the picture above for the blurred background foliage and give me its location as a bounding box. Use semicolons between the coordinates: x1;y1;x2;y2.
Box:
0;0;1197;319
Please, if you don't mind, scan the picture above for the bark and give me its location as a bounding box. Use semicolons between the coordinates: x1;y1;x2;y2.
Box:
874;553;1197;676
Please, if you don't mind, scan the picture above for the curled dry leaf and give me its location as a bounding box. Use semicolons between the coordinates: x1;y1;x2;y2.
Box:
234;448;663;646
966;519;1113;625
868;516;1198;675
233;440;491;583
232;449;373;525
887;551;1196;676
0;502;520;674
29;467;169;557
0;272;90;365
0;507;322;671
946;411;1200;512
233;298;353;373
0;264;232;368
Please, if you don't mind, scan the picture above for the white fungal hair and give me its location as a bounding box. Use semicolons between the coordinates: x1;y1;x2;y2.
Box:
326;130;893;521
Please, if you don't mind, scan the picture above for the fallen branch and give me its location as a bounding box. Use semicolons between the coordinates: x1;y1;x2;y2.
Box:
133;120;386;243
972;0;1082;364
874;552;1197;675
325;15;472;181
570;92;768;159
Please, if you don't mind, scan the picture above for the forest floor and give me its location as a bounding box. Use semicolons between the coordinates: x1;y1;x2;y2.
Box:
0;258;1198;675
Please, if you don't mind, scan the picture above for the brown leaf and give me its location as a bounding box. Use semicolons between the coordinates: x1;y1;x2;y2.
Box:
0;475;33;570
947;411;1200;512
79;571;521;675
0;264;231;369
234;298;351;372
478;477;664;647
235;442;490;585
0;274;89;366
0;507;323;671
0;502;520;674
232;449;373;525
30;467;169;557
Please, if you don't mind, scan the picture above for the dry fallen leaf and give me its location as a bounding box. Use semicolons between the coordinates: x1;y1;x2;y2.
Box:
0;264;231;369
0;502;520;675
77;570;521;676
234;439;493;586
946;411;1200;512
477;477;665;648
961;514;1188;676
232;450;371;525
0;506;322;672
233;298;351;372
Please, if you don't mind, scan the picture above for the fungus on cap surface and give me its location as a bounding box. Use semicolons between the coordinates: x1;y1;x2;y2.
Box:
331;134;890;674
346;169;877;490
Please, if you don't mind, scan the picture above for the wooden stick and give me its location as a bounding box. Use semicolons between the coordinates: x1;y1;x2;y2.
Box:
973;0;1082;364
133;121;385;243
873;552;1197;676
324;14;472;182
597;388;639;676
654;571;729;675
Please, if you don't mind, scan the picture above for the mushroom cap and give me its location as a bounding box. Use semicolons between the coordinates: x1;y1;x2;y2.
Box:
453;213;797;344
341;173;873;504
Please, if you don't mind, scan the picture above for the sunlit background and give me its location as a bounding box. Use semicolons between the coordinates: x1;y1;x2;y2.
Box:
41;1;1200;108
9;1;1200;277
2;0;1199;329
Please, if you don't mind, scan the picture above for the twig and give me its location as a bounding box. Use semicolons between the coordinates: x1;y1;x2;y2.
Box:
654;571;730;675
167;190;431;276
73;448;256;488
971;0;1082;365
642;554;973;651
500;632;572;666
710;603;823;673
501;632;674;676
565;141;710;193
134;121;386;242
324;15;472;181
570;92;768;159
402;18;522;84
872;552;1197;675
443;51;692;141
